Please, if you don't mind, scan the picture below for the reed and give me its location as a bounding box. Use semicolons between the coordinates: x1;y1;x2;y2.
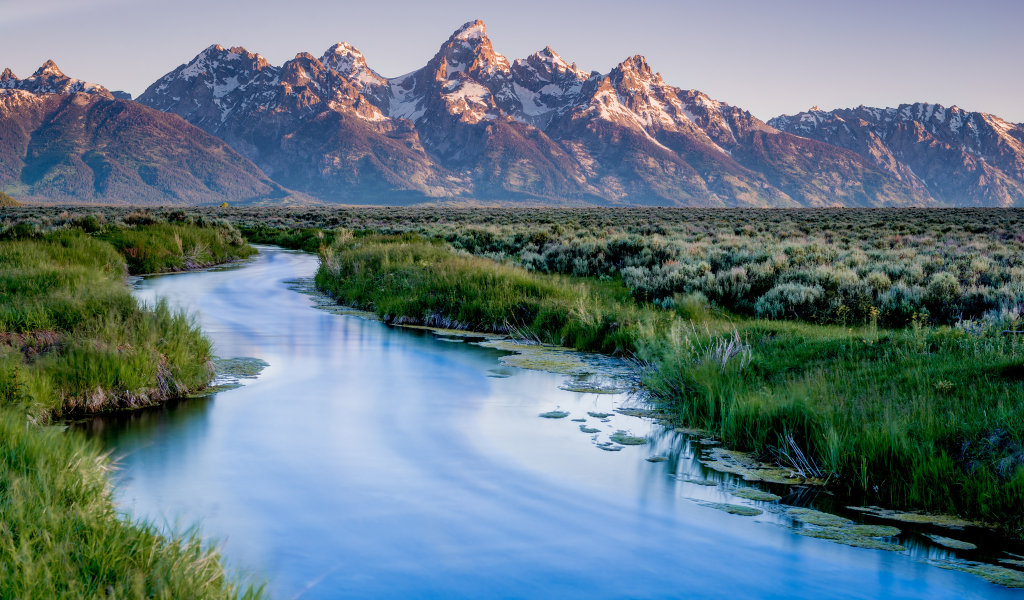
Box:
315;233;669;354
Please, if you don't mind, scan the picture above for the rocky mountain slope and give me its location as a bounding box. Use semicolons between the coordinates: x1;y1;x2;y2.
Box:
139;21;932;207
0;61;292;205
769;105;1024;206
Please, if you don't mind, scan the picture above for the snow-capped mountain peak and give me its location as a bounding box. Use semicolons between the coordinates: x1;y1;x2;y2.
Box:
34;60;64;78
453;19;487;41
0;60;111;97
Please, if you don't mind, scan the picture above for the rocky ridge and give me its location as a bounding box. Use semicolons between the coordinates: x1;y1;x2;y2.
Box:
0;61;292;205
769;104;1024;206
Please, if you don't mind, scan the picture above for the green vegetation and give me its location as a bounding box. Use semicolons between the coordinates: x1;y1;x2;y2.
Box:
638;316;1024;534
5;206;1024;538
315;233;667;353
310;222;1024;537
100;222;253;274
0;410;262;599
0;230;219;420
240;226;339;253
0;223;262;598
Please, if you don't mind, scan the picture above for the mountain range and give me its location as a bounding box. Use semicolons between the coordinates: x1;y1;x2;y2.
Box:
2;20;1022;207
0;61;292;205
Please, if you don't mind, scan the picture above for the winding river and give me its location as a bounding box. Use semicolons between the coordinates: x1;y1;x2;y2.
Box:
78;247;1018;599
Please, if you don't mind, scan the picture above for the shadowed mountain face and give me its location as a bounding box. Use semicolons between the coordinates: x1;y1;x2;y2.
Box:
0;62;291;205
769;105;1024;207
137;21;938;207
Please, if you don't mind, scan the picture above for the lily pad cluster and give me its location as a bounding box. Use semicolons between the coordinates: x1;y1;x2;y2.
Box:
788;508;904;552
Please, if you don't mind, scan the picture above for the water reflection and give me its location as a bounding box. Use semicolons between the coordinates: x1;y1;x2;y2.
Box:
78;247;1017;599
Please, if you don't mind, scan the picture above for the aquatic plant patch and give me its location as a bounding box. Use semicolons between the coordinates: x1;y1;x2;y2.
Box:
795;527;906;552
847;507;991;530
730;488;782;502
924;534;978;550
932;559;1024;588
609;431;647;445
788;508;854;528
539;411;570;419
699;502;763;516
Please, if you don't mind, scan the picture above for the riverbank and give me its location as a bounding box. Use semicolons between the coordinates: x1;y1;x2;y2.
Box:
313;232;1024;539
0;222;262;598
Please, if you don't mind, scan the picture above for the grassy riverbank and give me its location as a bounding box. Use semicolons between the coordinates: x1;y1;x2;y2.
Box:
315;233;669;353
0;224;262;598
316;232;1024;536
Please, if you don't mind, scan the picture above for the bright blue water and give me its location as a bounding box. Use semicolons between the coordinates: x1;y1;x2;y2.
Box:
80;247;1014;599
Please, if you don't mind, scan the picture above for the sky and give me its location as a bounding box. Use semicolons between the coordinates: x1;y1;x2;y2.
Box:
1;0;1022;122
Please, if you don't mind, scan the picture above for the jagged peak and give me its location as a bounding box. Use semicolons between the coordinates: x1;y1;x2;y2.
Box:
292;52;319;62
453;20;486;41
0;68;17;82
325;42;363;57
615;55;652;78
33;60;63;78
321;43;369;71
529;46;568;69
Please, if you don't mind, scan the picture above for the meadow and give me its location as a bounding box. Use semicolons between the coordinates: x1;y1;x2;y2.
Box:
11;206;1022;326
0;218;261;598
4;205;1024;536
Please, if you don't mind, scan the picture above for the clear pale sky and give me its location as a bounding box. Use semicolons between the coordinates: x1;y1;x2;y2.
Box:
2;0;1021;122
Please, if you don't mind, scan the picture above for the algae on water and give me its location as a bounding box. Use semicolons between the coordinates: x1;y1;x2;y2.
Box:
699;502;762;516
189;357;271;396
788;508;853;528
587;412;611;418
678;477;718;486
846;524;901;538
925;534;978;550
730;488;781;502
579;425;600;434
796;528;906;552
539;410;569;419
609;431;646;445
701;447;824;485
646;456;668;463
787;508;906;552
213;357;269;379
932;560;1024;588
847;506;990;529
559;377;624;394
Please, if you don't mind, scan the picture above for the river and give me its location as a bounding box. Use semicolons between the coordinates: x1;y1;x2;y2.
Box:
78;246;1017;599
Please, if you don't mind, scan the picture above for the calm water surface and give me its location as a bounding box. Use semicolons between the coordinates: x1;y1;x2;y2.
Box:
80;247;1015;599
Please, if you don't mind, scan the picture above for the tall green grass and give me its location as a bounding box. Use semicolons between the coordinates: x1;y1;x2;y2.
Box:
316;233;1024;536
0;226;262;598
0;230;214;420
240;226;338;254
99;222;254;274
316;233;669;354
637;314;1024;534
0;409;263;599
